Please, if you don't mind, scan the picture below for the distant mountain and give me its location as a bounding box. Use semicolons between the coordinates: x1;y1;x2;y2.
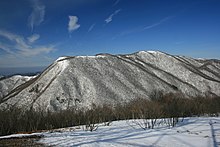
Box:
0;66;46;76
0;51;220;111
0;75;35;100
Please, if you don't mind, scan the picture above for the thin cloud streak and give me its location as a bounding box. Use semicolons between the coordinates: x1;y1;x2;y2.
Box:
0;43;15;55
144;16;174;30
19;45;54;56
113;16;174;40
88;23;95;32
105;9;121;23
68;16;80;33
113;0;120;6
28;0;45;32
0;30;30;50
27;34;40;43
0;30;55;57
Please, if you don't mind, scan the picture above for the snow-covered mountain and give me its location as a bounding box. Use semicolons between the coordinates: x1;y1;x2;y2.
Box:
0;75;35;101
0;51;220;111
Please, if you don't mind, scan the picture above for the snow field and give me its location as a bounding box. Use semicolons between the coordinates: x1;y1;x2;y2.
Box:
38;117;220;147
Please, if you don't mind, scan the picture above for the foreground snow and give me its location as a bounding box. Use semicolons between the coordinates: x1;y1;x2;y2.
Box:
36;117;220;147
0;117;219;146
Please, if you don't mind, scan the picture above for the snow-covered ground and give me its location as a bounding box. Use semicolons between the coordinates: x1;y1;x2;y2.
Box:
37;117;219;147
0;117;219;146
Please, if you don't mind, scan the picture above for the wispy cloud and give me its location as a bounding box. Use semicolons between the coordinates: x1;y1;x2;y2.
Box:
120;27;143;37
0;43;15;55
105;9;121;24
143;16;173;30
0;30;55;57
27;34;40;43
0;30;30;50
113;16;174;40
68;16;80;33
88;23;95;32
113;0;120;6
20;45;54;56
28;0;45;32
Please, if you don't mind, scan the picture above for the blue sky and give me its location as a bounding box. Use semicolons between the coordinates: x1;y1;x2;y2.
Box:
0;0;220;68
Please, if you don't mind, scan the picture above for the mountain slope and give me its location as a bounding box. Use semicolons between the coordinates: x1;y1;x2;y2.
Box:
0;51;220;111
0;75;34;101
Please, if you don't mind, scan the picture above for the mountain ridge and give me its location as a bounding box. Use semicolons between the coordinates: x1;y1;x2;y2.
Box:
0;51;220;111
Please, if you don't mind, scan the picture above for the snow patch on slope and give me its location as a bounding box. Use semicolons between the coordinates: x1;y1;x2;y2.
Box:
55;56;68;62
57;59;69;72
76;55;106;58
146;50;162;54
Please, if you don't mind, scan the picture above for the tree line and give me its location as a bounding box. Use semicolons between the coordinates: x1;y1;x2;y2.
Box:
0;92;219;136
